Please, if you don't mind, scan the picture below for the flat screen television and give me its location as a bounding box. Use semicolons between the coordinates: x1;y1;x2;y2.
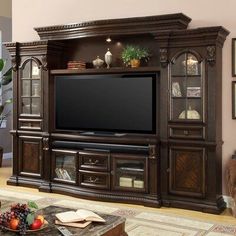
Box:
55;74;157;134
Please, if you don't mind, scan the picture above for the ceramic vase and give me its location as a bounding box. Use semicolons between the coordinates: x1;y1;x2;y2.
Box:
93;56;104;69
105;48;112;68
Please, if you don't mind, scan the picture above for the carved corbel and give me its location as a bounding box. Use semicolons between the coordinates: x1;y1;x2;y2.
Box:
160;48;168;68
42;55;48;71
206;46;216;66
149;145;157;159
11;57;20;72
43;137;49;151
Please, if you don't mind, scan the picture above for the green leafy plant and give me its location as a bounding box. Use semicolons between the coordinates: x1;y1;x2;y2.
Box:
0;58;12;127
121;45;150;66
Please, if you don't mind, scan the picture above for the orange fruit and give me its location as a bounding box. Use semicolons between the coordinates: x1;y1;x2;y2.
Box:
36;214;44;224
9;218;20;230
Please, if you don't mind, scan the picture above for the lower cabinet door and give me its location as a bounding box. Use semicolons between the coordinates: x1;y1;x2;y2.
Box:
18;136;43;177
52;149;77;184
169;146;206;198
112;154;148;193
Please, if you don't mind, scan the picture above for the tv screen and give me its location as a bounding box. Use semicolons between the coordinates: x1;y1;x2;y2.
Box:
55;74;156;134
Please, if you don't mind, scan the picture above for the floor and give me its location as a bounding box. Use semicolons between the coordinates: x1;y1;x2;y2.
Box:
0;158;236;225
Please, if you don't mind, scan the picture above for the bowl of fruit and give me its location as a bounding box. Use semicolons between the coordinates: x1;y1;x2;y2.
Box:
0;201;48;235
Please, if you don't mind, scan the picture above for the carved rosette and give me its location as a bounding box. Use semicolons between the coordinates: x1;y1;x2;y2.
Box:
206;46;216;66
160;48;168;68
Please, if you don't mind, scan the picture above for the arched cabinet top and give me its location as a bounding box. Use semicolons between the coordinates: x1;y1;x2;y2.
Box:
171;49;203;64
20;57;42;69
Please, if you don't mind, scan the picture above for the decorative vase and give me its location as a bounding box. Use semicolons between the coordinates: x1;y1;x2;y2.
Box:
130;59;140;68
105;48;112;68
93;56;104;69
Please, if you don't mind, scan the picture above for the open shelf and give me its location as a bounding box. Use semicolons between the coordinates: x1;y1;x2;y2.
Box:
50;66;161;75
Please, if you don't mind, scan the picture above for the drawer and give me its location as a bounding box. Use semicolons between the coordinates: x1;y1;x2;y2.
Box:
19;119;42;130
169;125;205;139
79;170;110;190
79;151;110;171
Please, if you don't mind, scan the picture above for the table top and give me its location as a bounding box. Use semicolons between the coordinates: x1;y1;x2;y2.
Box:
1;205;126;236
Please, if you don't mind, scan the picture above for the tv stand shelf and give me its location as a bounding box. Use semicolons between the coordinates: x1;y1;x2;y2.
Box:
5;13;229;213
50;66;161;75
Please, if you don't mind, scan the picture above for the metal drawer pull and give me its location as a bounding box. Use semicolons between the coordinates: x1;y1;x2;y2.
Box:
88;176;99;183
88;159;99;165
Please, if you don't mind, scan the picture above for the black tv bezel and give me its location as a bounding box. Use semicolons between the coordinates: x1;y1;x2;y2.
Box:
54;73;157;135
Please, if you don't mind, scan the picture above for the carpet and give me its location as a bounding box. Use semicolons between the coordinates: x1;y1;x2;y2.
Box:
0;189;236;236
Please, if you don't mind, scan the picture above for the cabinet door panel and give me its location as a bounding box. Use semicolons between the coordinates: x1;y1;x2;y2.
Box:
169;146;205;198
19;136;42;177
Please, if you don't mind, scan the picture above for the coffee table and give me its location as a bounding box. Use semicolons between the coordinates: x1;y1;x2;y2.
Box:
1;205;128;236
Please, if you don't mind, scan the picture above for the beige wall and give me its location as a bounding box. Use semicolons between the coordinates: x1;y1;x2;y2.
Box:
12;0;236;195
0;0;12;153
0;0;11;18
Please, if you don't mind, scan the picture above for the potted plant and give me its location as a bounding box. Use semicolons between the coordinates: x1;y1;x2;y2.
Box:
0;58;12;167
121;45;150;68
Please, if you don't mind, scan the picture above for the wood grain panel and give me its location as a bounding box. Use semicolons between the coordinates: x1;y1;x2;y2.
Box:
169;146;205;197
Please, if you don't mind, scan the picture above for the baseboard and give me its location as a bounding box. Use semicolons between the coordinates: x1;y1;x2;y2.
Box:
3;152;12;159
223;195;234;208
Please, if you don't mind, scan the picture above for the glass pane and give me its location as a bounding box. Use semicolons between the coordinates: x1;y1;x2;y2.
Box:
177;100;201;121
186;54;200;76
32;97;40;115
172;99;187;120
55;154;76;181
32;61;40;79
32;80;41;97
22;98;31;114
22;80;31;96
116;159;145;189
22;61;31;78
171;77;185;98
171;54;186;76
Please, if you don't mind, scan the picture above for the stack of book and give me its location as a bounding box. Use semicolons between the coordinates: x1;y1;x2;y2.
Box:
67;61;86;70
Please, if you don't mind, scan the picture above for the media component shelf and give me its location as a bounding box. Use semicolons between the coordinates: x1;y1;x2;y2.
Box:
4;13;229;213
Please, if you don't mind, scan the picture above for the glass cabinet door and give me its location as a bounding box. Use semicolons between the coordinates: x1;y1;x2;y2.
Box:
20;60;41;116
112;154;147;192
170;52;203;122
53;150;77;183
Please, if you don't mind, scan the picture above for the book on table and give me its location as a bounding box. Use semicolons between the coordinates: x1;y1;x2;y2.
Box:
55;209;105;228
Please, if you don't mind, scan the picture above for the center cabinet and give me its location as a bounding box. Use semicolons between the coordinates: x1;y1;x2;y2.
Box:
5;13;229;213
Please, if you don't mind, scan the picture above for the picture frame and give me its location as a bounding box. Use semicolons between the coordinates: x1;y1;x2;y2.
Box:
186;87;201;97
232;81;236;119
232;38;236;77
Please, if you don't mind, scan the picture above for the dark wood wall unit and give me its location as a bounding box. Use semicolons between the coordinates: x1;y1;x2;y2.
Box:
4;13;229;213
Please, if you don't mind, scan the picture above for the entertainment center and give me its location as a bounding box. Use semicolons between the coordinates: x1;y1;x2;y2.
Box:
5;13;229;213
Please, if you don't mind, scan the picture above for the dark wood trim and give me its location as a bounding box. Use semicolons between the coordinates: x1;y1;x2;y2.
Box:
232;38;236;77
34;13;191;40
232;81;236;119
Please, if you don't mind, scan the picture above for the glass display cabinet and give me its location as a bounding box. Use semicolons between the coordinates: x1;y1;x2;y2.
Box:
112;154;147;192
53;150;77;183
20;60;41;116
170;52;203;122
